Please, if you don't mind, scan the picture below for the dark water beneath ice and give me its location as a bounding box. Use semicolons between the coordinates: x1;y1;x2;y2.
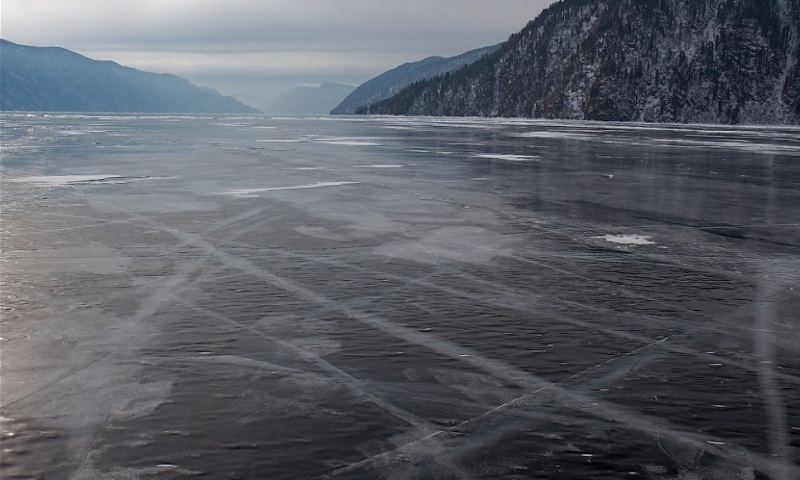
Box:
1;114;799;479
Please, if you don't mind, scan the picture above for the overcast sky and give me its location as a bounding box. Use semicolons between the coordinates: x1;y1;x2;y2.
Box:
2;0;554;101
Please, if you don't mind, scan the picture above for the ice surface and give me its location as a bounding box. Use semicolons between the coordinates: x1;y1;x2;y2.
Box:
2;114;798;480
374;226;520;265
88;193;219;213
5;245;132;275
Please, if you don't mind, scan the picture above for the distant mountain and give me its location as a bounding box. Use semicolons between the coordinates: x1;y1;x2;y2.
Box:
264;83;355;115
330;44;501;115
0;39;258;113
363;0;800;125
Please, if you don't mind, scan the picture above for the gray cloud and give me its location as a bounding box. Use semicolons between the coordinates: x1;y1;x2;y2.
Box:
2;0;553;99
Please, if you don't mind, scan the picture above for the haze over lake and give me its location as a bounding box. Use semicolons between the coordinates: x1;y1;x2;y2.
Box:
1;114;799;479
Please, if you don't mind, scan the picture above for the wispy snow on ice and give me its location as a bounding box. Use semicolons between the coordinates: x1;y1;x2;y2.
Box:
474;154;541;162
594;234;655;245
9;175;169;187
357;164;404;168
223;182;361;198
10;174;123;186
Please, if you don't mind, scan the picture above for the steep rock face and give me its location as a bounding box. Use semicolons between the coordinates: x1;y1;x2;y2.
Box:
364;0;800;124
331;45;500;115
0;39;258;113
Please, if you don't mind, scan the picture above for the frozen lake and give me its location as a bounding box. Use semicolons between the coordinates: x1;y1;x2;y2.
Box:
1;114;799;479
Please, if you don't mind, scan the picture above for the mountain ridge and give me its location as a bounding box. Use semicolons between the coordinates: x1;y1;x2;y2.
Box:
361;0;800;125
0;39;258;113
331;44;501;115
265;82;355;115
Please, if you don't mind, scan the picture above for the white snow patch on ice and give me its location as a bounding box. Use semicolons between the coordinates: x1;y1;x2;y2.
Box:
594;234;655;245
474;154;541;162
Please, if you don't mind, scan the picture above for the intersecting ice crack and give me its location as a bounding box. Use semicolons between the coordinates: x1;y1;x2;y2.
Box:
99;200;797;480
7;116;798;479
244;245;800;387
319;336;674;477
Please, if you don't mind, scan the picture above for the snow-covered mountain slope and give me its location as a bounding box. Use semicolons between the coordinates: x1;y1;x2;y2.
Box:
363;0;800;124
